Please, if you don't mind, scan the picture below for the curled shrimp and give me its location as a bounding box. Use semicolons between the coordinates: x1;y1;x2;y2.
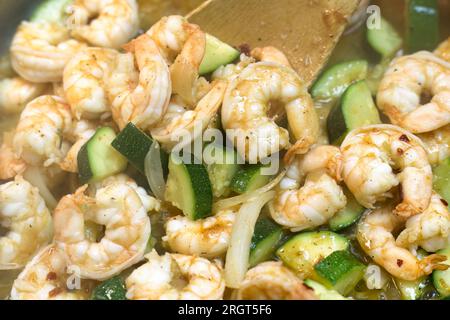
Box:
435;36;450;62
10;245;94;300
270;145;346;231
396;193;450;253
235;261;316;300
0;176;52;270
109;33;171;130
53;183;151;280
212;54;255;82
125;250;225;300
67;0;139;49
163;209;236;258
0;78;48;114
151;81;227;150
13;95;72;167
250;46;291;67
357;205;447;281
10;21;86;83
63;47;119;120
0;141;26;180
341;124;433;218
418;125;450;166
222;62;319;163
377;52;450;133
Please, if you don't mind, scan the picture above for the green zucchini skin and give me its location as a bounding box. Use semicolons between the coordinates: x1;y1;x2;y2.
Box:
406;0;440;53
249;218;284;267
91;276;127;300
433;246;450;298
433;157;450;205
367;16;402;58
199;34;240;75
329;188;365;231
230;164;271;194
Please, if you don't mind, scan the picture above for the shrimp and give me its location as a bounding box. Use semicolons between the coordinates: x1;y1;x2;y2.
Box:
0;176;52;270
163;209;236;258
125;250;225;300
418;125;450;166
0;78;48;114
10;245;94;300
377;52;450;133
396;193;450;253
67;0;139;49
356;205;447;281
108;33;171;130
90;174;161;213
10;21;86;83
212;53;255;82
222;62;319;163
270;145;346;231
250;46;291;67
53;183;151;280
151;81;227;151
63;47;119;120
13;95;72;167
341;125;433;218
435;36;450;62
0;142;26;180
235;261;316;300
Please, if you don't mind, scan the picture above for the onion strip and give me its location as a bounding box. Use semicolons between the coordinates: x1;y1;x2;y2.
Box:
212;169;285;213
144;140;166;200
224;190;276;288
23;166;57;209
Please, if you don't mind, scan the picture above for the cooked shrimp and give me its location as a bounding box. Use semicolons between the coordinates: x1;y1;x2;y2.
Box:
357;205;447;281
151;81;226;150
341;125;433;218
418;125;450;166
13;95;72;167
146;15;200;64
0;78;48;114
396;193;450;252
109;33;171;130
63;47;119;120
163;209;236;258
10;21;86;83
250;46;291;67
377;52;450;133
270;145;346;231
435;37;450;62
10;245;94;300
90;174;161;213
0;142;26;180
67;0;139;49
53;183;151;280
125;250;225;300
0;176;52;270
212;54;255;82
222;62;319;163
235;261;316;300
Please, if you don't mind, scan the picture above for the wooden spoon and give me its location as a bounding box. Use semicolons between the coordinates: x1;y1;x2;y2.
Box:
187;0;362;86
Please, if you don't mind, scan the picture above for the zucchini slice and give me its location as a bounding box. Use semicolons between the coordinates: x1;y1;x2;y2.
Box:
165;154;213;220
249;217;284;267
91;276;127;300
329;188;365;231
327;80;381;144
199;34;240;75
276;231;349;278
205;144;240;197
367;16;402;58
30;0;72;23
77;127;128;184
230;164;272;194
433;157;450;205
433;246;450;298
304;279;348;300
311;60;369;102
313;250;366;295
111;122;168;176
406;0;440;53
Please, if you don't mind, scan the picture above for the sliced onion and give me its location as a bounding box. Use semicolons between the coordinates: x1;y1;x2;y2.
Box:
144;140;166;200
23;166;57;209
224;190;276;289
213;169;286;213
